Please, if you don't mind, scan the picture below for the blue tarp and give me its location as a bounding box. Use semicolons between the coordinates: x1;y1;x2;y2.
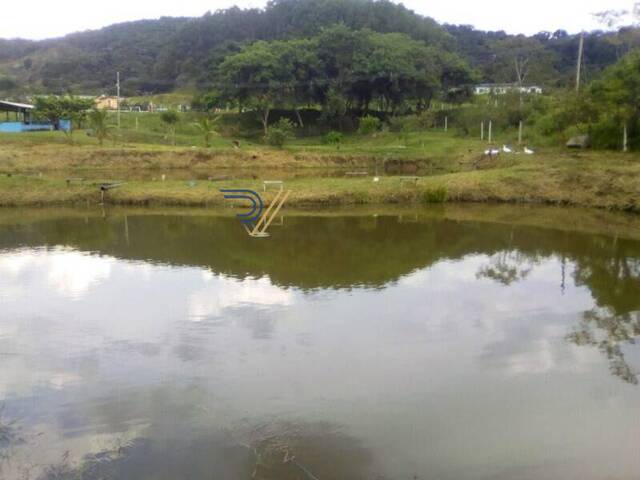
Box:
0;119;71;133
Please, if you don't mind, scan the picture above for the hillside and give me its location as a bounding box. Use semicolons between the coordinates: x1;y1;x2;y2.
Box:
0;0;637;96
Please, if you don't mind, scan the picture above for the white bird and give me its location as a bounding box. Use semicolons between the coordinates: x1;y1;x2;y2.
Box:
484;149;500;156
524;147;535;154
502;145;513;153
373;177;380;182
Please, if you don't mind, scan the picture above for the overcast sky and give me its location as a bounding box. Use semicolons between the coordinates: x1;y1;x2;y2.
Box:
1;0;633;40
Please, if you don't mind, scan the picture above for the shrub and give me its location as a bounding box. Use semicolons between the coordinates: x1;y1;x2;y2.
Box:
352;191;370;204
88;109;110;146
590;114;624;150
160;110;180;145
358;115;382;135
265;118;295;148
160;110;179;126
452;104;501;136
423;186;448;204
325;131;344;149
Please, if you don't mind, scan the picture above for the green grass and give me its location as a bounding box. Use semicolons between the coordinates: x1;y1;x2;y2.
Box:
0;153;638;212
287;130;482;157
0;111;524;159
0;120;518;180
1;113;639;212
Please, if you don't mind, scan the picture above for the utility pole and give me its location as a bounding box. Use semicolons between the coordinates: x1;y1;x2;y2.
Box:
576;33;584;93
116;71;121;129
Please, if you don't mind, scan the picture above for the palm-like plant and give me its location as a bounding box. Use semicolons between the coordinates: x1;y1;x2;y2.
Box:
89;109;111;146
193;115;220;148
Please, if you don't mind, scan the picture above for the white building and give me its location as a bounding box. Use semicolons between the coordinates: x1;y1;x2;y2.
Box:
474;84;543;95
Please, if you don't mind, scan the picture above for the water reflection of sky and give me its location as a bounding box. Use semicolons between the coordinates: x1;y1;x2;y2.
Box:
0;246;639;480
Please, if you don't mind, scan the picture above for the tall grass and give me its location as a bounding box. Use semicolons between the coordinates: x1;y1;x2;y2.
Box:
423;186;448;203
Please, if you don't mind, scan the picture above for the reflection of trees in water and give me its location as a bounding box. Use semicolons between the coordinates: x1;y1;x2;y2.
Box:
568;309;640;385
3;213;640;386
472;234;640;386
573;249;640;316
476;250;539;285
568;239;640;385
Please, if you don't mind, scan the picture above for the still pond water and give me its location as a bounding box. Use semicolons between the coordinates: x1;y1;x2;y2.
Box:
0;206;639;479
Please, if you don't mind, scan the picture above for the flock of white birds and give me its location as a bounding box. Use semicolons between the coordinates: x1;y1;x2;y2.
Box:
484;145;535;156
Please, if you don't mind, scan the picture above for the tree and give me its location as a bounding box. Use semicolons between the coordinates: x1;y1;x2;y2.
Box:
590;51;640;150
485;36;557;88
193;116;220;148
88;109;110;146
33;96;93;130
278;40;321;127
351;31;440;114
316;25;361;110
217;39;318;134
160;110;180;145
214;26;472;123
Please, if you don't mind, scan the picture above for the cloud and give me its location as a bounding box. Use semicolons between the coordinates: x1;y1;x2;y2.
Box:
188;275;293;321
46;249;114;298
0;248;114;299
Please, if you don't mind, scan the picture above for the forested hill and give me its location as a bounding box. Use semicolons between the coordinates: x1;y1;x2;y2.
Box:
0;0;636;96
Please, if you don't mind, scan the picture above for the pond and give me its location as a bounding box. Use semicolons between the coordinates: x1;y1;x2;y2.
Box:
0;206;639;479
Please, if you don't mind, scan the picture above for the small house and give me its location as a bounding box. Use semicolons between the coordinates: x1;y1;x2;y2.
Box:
0;100;71;133
474;84;543;96
95;95;120;110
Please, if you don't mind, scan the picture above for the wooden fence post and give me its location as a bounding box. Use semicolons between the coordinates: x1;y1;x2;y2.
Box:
518;121;523;145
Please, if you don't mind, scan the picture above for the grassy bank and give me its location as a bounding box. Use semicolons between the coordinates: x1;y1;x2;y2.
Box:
0;129;486;173
1;128;639;212
0;153;638;212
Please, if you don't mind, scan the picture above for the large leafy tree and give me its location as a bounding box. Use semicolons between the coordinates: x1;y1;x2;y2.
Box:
590;50;640;150
216;26;472;119
217;39;319;134
351;31;436;114
484;35;558;87
33;96;94;130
